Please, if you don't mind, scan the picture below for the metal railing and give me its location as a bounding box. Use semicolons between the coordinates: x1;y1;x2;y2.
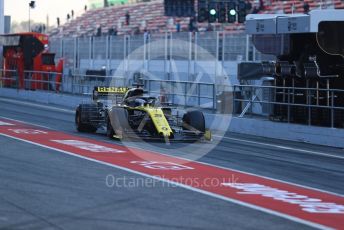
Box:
233;84;344;128
0;70;61;92
0;69;216;110
144;79;216;109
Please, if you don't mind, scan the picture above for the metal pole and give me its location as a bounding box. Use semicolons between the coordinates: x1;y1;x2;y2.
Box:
307;79;311;126
188;32;192;81
194;32;197;77
128;35;131;76
282;78;286;105
60;38;63;59
287;88;290;123
61;38;66;91
48;72;50;91
106;35;110;70
164;32;167;79
89;36;93;69
331;90;334;128
143;34;146;71
198;83;201;108
109;36;112;71
73;37;77;71
62;39;65;66
169;32;172;80
147;33;151;72
326;79;330;106
76;37;80;72
123;36;127;74
222;33;225;76
172;81;175;105
233;85;236;115
316;81;319;105
292;78;295;103
249;86;253;116
185;82;187;107
213;84;216;111
274;79;277;104
215;32;219;80
28;7;31;32
245;34;249;61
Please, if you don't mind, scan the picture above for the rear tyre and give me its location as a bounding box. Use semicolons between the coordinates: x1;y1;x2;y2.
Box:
75;105;97;133
182;110;205;133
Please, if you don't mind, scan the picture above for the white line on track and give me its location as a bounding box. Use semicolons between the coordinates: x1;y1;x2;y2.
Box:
213;135;344;160
0;132;332;230
0;116;52;130
0;98;74;114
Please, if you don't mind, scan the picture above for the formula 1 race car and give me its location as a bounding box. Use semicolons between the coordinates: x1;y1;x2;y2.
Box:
75;86;211;141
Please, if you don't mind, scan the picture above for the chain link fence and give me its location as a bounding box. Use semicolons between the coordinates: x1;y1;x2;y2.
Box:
0;32;277;112
49;32;270;74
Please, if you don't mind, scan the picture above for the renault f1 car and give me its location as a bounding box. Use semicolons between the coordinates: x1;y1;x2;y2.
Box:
75;86;211;141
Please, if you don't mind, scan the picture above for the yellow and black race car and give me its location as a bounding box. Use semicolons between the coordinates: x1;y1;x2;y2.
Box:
75;86;211;142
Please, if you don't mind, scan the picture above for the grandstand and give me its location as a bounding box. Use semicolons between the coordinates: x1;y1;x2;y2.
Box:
49;0;344;38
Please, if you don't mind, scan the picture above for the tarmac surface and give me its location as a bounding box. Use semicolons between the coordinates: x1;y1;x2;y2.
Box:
0;97;343;230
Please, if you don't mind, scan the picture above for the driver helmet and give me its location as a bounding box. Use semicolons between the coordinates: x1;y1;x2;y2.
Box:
134;98;146;107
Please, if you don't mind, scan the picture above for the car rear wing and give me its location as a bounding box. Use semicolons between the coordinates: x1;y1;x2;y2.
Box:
92;86;129;103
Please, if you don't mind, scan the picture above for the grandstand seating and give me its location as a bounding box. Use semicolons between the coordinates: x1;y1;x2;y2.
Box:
49;0;344;38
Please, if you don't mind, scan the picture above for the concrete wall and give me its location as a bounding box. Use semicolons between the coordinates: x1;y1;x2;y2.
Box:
0;88;89;109
229;117;344;148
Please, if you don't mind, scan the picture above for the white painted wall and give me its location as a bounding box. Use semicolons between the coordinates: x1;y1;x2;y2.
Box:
0;0;4;34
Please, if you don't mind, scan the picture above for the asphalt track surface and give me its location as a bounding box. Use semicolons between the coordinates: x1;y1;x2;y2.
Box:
0;97;343;230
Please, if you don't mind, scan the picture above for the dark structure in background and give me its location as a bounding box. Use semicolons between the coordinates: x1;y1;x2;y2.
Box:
28;1;36;32
125;11;130;25
239;11;344;128
104;0;109;7
164;0;195;17
303;0;310;14
85;69;106;81
237;0;247;23
29;1;35;8
197;0;208;22
197;0;248;23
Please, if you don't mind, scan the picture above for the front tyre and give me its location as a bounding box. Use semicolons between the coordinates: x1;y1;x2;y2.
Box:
75;106;97;133
182;110;205;133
